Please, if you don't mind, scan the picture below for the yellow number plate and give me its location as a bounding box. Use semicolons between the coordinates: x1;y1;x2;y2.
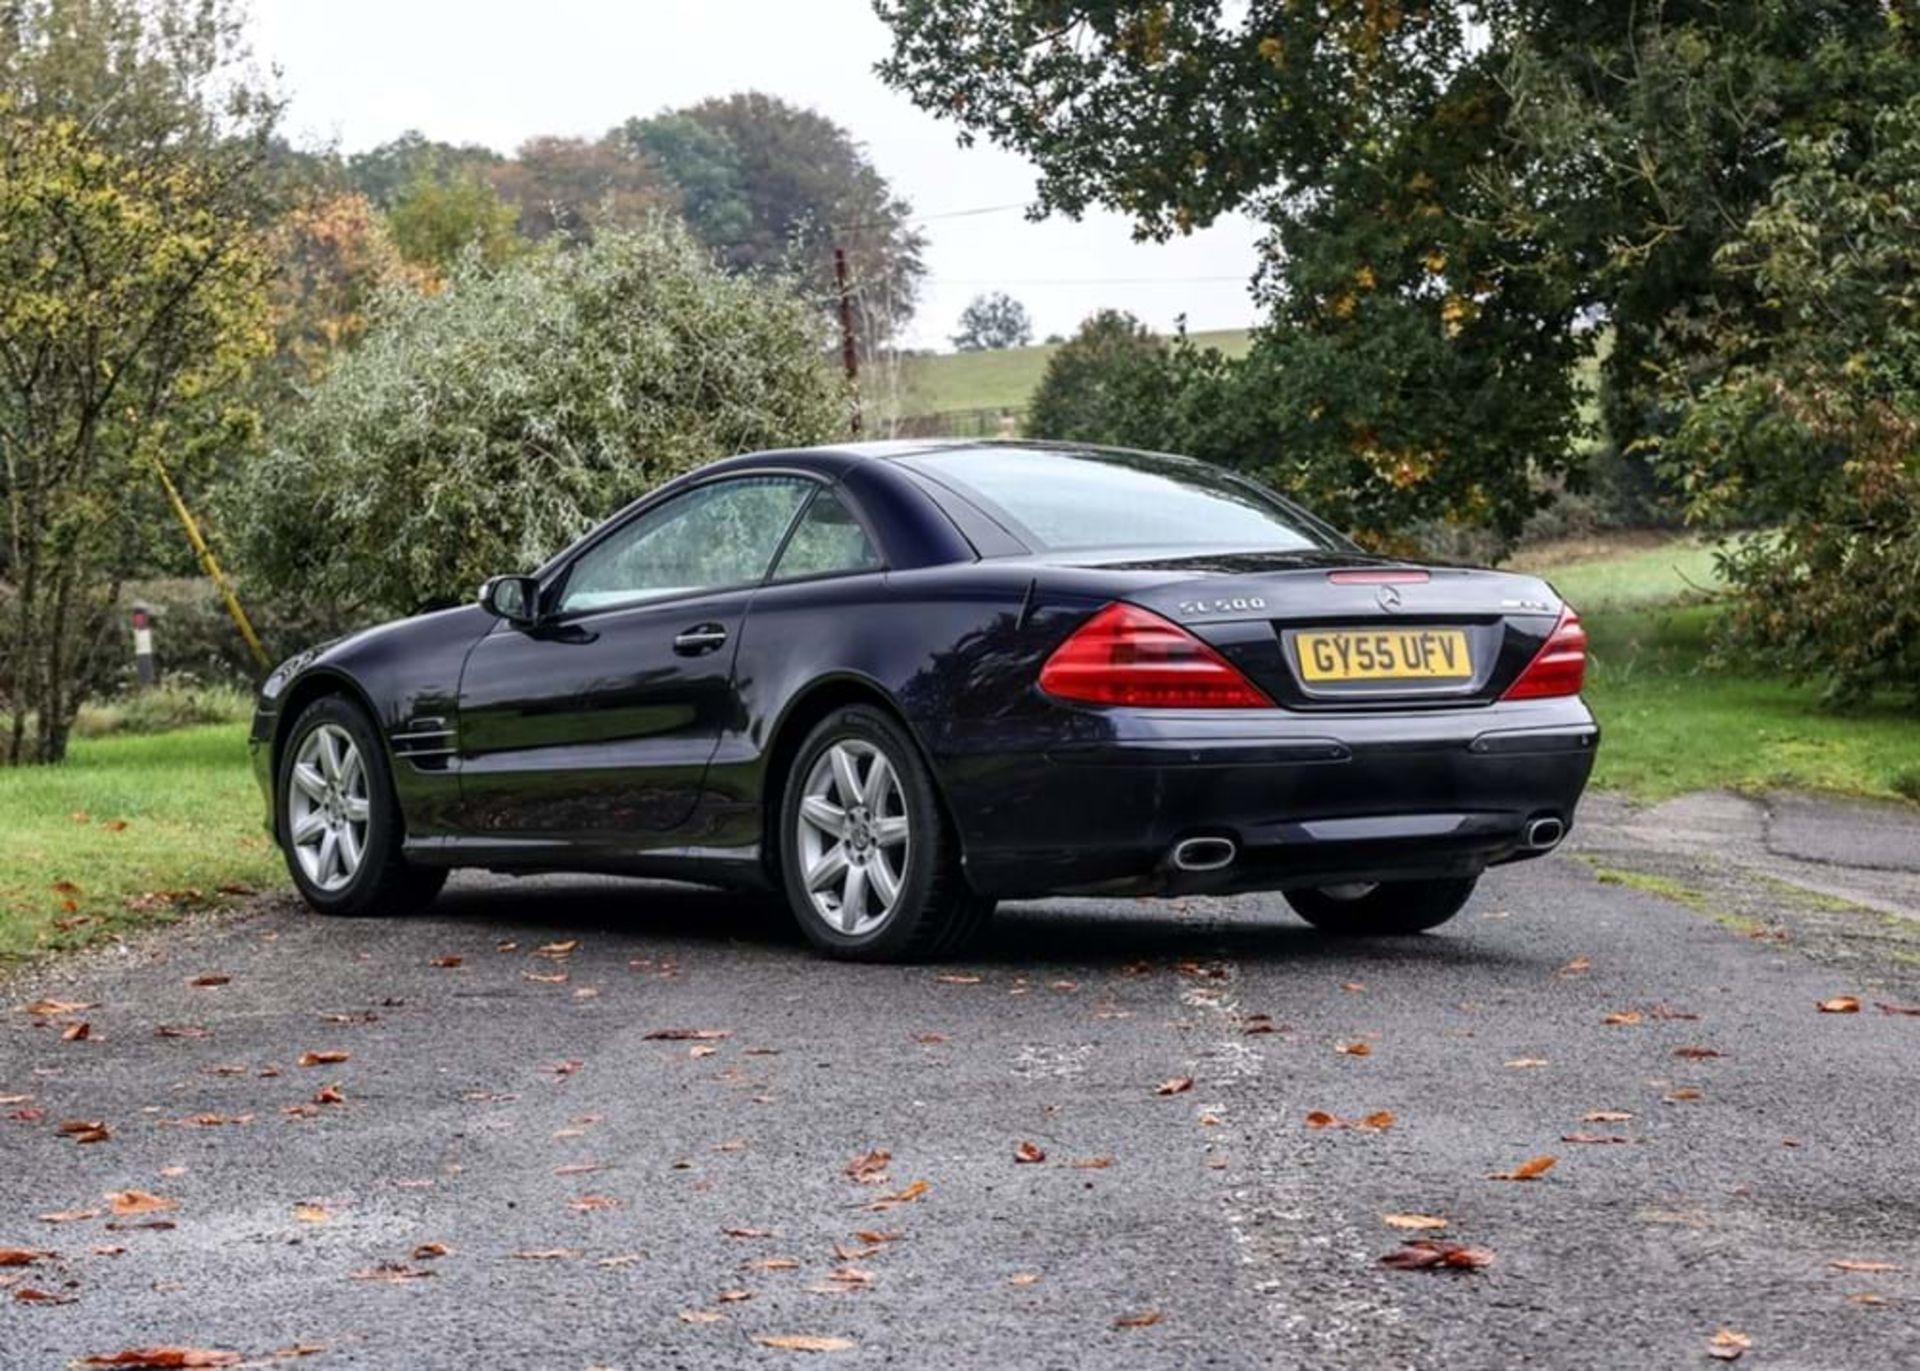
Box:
1294;628;1474;682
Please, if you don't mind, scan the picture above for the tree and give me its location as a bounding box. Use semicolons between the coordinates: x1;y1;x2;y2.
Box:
226;221;847;618
0;0;277;765
952;293;1033;351
386;170;523;275
488;134;675;245
345;130;500;208
1661;96;1920;702
1026;311;1166;444
875;2;1912;551
265;190;426;384
617;93;926;347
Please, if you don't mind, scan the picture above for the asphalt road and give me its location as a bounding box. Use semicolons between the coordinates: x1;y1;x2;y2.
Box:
5;839;1920;1369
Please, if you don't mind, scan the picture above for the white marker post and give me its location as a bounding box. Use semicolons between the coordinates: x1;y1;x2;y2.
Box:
131;604;157;688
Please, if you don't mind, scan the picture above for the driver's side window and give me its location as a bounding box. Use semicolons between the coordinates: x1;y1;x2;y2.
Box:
558;476;813;614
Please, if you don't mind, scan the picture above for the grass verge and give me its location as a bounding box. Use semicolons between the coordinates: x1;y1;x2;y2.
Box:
0;724;283;963
1562;550;1920;803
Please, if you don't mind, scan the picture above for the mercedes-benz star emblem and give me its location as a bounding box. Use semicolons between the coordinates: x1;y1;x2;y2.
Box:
1375;584;1402;612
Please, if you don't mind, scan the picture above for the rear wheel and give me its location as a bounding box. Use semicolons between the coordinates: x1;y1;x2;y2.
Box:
278;695;447;918
778;705;992;962
1285;877;1477;936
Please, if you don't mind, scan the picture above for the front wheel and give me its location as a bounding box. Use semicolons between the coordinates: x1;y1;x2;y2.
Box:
278;695;447;918
1285;877;1478;936
778;705;992;962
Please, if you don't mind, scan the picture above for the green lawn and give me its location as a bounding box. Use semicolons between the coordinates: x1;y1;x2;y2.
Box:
1503;537;1920;804
0;724;284;962
897;327;1252;418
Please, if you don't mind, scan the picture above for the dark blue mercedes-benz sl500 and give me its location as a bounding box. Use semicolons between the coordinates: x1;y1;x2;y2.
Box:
250;440;1597;961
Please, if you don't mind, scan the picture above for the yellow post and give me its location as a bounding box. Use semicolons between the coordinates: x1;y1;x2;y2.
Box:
150;455;272;671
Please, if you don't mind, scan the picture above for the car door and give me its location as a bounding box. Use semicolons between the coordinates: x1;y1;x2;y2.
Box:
453;473;817;850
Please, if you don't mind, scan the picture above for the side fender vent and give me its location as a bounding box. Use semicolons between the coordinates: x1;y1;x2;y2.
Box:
392;717;456;773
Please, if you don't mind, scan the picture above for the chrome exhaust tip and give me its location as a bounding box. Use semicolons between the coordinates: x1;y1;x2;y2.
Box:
1171;836;1237;873
1525;816;1565;851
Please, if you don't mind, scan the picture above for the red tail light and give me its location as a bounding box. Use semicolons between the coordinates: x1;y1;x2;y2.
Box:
1039;602;1273;709
1503;606;1587;700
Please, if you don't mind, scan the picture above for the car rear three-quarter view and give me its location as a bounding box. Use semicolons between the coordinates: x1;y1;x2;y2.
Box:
251;440;1598;961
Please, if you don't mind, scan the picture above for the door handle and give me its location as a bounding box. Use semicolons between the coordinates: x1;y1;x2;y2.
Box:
673;623;729;656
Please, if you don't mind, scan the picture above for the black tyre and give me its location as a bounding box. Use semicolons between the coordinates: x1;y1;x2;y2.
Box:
778;705;993;962
1284;876;1478;936
277;695;447;918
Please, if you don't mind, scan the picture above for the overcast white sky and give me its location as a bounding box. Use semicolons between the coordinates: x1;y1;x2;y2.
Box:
250;0;1265;351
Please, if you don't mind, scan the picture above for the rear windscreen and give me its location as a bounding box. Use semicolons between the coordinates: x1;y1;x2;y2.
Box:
899;446;1339;555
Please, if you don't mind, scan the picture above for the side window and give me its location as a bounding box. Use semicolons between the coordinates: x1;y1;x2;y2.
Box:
558;476;812;613
770;489;882;582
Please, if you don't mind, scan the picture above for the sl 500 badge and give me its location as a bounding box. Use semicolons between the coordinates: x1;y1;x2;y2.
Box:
1178;596;1267;617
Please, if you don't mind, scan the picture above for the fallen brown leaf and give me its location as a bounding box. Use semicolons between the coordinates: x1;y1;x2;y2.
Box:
1557;955;1592;978
723;1227;774;1239
1383;1214;1449;1231
429;956;463;969
1489;1155;1557;1182
348;1263;433;1282
1817;996;1861;1014
1673;1046;1724;1060
1505;1057;1550;1069
1359;1110;1396;1131
153;1025;209;1039
1335;1040;1373;1056
1583;1110;1633;1123
411;1242;450;1260
1071;1156;1113;1170
642;1028;729;1041
1706;1328;1752;1361
1381;1239;1495;1271
107;1190;176;1216
1875;1001;1920;1016
679;1310;724;1324
1562;1132;1631;1145
569;1195;621;1212
1305;1110;1341;1129
715;1288;754;1303
187;975;230;988
1664;1087;1704;1102
1115;1311;1163;1328
752;1334;855;1352
1828;1259;1900;1273
863;1179;930;1211
78;1353;242;1369
1602;1011;1643;1026
0;1249;50;1266
934;974;982;985
23;998;96;1015
294;1204;329;1224
296;1050;349;1067
510;1249;577;1261
14;1285;77;1304
37;1209;99;1223
743;1257;801;1272
59;1119;110;1144
1013;1141;1046;1164
62;1021;91;1041
1154;1076;1194;1096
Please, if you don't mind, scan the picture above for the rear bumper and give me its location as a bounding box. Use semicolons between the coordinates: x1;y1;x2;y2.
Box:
936;697;1598;899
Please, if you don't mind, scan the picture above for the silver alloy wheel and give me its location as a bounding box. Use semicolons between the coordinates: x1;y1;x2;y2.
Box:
795;737;910;937
287;723;371;893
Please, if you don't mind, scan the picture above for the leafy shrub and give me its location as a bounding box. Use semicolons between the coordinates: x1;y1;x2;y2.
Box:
1661;98;1920;704
226;220;847;618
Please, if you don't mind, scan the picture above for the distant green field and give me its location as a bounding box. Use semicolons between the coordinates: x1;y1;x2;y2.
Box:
896;327;1252;418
